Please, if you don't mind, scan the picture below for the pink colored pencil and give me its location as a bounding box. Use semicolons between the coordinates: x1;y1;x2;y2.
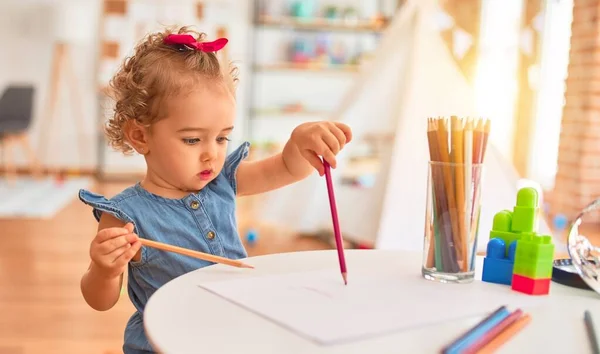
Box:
323;160;348;285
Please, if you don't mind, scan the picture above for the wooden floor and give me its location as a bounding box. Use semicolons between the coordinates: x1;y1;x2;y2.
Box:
0;180;329;354
0;179;597;354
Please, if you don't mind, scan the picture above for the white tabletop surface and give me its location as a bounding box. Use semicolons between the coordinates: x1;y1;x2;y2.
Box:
144;250;600;354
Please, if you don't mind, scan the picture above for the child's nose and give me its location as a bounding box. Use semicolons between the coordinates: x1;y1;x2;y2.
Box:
201;144;217;161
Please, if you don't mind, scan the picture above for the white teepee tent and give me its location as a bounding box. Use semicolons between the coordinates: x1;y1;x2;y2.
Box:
254;0;552;252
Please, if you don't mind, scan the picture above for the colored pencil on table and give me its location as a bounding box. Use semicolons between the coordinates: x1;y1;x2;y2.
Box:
138;238;254;269
323;160;348;285
441;305;509;354
476;314;532;354
585;310;600;354
463;309;523;354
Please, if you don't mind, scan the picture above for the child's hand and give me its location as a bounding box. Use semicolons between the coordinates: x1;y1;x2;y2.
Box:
89;222;141;279
290;121;352;175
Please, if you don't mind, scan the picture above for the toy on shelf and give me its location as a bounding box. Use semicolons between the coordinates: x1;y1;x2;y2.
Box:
329;42;348;65
289;36;353;67
342;7;358;24
290;38;311;63
323;6;338;19
315;35;329;58
290;0;315;18
481;187;555;295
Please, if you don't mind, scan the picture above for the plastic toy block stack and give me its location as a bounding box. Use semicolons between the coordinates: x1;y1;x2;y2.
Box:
482;187;555;295
511;233;554;295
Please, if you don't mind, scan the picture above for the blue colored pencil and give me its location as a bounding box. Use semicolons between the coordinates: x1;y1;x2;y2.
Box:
441;305;510;354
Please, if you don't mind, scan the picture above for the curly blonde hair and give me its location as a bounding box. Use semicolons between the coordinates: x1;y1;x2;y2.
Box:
105;26;239;154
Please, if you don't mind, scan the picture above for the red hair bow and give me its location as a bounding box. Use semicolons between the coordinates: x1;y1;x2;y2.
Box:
163;34;228;52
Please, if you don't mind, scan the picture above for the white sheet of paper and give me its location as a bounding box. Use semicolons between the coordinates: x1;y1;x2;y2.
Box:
199;269;550;345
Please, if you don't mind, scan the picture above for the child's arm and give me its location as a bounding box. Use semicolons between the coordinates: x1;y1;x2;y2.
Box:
80;213;141;311
236;121;352;196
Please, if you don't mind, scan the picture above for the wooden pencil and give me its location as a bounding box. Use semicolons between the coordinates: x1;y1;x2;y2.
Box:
463;118;473;268
433;120;454;271
427;118;452;271
470;119;490;230
139;238;254;269
476;314;531;353
469;119;484;222
463;309;523;354
441;305;509;354
482;119;491;160
451;116;467;271
437;118;462;266
473;119;484;164
323;160;348;285
426;119;438;269
437;119;460;271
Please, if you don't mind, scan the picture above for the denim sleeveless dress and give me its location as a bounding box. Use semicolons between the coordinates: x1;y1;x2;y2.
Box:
79;142;250;354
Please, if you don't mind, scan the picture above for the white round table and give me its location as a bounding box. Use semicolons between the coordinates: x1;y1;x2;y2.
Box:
145;250;600;353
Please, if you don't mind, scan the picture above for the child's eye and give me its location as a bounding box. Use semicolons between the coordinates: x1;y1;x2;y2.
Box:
217;137;231;143
182;138;200;145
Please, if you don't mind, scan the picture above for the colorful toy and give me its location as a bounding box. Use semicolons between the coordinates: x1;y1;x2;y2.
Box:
482;187;555;295
315;35;329;58
328;42;347;64
488;210;520;256
482;238;517;285
324;6;338;19
511;233;554;295
290;38;311;63
290;0;315;18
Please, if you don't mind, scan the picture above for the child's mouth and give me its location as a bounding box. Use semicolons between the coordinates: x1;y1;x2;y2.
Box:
198;170;213;180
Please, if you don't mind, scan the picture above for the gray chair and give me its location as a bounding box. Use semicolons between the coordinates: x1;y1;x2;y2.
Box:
0;85;41;182
0;85;35;135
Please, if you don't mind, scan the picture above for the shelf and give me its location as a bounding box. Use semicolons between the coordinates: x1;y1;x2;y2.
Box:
256;14;386;33
255;62;360;73
252;107;330;118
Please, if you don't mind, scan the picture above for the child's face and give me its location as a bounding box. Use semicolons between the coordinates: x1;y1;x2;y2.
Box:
144;84;236;192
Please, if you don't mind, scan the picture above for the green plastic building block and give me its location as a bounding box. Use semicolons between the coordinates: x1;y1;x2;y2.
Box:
512;234;554;280
514;234;554;261
489;210;521;256
493;210;513;232
511;188;539;233
513;259;553;278
516;187;539;208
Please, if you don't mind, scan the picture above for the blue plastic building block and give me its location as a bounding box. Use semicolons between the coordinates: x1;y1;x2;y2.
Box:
482;238;517;285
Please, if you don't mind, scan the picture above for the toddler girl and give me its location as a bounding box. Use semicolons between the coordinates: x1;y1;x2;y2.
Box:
79;27;352;354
